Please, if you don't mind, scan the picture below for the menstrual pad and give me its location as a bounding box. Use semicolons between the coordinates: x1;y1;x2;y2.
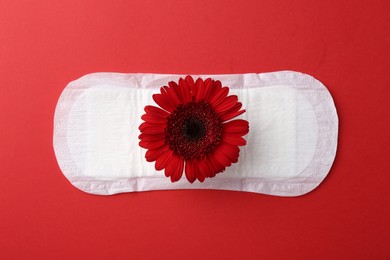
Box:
53;71;338;196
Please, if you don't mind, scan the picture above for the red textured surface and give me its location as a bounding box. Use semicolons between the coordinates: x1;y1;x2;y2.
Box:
1;0;389;259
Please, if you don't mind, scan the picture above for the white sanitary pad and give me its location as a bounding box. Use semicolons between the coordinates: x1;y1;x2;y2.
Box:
53;71;338;196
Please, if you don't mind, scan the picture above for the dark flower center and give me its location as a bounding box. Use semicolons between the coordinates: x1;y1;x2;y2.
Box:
183;117;206;141
165;101;222;160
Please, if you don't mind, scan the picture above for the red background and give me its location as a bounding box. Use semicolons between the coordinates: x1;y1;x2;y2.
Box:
1;0;389;259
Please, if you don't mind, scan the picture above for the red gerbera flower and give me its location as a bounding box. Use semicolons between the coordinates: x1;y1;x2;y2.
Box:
138;75;249;183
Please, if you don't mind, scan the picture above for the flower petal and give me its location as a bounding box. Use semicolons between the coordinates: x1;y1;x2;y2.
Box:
139;132;165;141
203;78;213;102
179;78;191;103
210;147;232;167
204;157;217;177
153;94;176;112
185;160;197;183
218;142;240;163
145;146;169;162
161;84;181;107
195;78;205;102
155;149;173;171
144;105;169;118
197;159;210;180
164;154;183;181
198;165;206;182
220;108;245;122
214;95;238;114
185;75;196;100
139;123;165;134
168;81;184;104
220;101;242;116
139;138;165;149
209;87;229;107
207;80;222;101
223;119;249;135
223;133;247;146
170;156;184;182
208;153;226;174
141;114;167;124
